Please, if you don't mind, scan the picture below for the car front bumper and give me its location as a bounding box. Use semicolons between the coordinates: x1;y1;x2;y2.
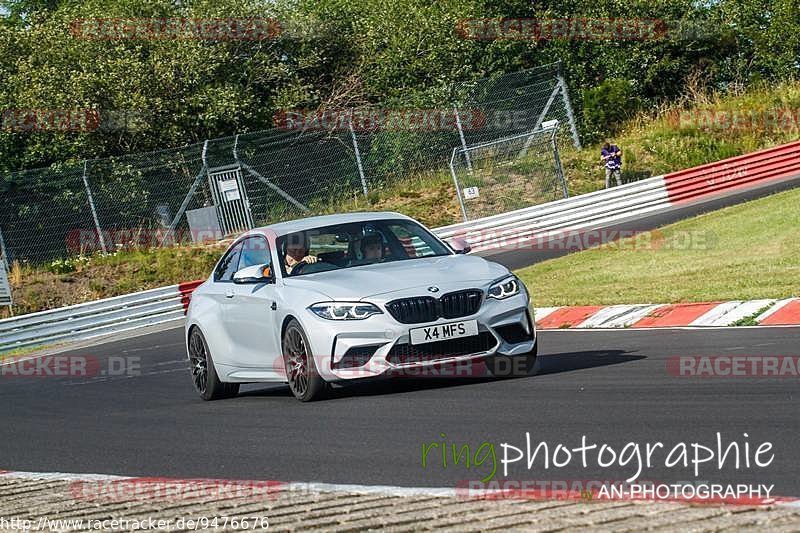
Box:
303;290;536;382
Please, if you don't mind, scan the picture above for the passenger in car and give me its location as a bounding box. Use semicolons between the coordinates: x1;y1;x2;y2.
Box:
361;234;384;261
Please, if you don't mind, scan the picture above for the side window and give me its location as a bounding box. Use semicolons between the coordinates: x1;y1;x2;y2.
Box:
215;242;243;282
238;236;272;270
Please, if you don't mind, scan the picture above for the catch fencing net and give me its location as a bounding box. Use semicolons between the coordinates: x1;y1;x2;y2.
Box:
0;61;579;264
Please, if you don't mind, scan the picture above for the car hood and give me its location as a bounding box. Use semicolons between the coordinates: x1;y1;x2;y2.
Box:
281;255;509;301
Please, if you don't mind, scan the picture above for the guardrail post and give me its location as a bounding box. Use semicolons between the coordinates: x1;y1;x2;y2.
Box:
82;161;107;253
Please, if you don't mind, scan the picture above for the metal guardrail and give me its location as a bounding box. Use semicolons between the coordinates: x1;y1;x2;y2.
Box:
437;140;800;252
2;140;799;353
0;282;201;353
435;175;670;251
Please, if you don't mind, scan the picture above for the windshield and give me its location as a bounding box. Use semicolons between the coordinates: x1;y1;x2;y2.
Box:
277;218;452;277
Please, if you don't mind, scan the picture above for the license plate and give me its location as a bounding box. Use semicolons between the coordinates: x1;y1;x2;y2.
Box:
409;320;478;345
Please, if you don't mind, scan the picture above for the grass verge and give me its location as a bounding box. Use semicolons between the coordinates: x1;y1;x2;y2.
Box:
514;187;800;307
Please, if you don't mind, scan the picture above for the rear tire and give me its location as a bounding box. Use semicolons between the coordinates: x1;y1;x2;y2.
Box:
282;319;327;402
188;328;239;401
487;341;538;378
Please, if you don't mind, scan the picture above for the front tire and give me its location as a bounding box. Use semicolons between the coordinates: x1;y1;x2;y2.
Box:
282;319;327;402
188;328;239;401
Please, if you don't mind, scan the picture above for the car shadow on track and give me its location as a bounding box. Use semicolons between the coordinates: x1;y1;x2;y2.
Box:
535;349;645;376
237;349;644;401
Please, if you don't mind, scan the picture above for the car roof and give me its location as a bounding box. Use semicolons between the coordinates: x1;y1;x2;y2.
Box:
252;211;416;237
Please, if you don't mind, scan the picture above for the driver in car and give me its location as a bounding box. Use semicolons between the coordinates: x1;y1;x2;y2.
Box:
284;232;318;274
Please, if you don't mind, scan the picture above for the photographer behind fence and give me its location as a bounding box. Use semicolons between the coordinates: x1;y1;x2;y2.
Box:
600;141;623;188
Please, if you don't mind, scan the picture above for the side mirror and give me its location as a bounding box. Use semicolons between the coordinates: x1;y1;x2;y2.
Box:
233;264;274;284
448;236;472;255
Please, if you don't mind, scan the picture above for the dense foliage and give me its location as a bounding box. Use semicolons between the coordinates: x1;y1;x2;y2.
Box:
0;0;797;170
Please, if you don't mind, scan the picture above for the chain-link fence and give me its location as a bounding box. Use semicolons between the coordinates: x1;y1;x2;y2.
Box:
450;122;568;221
0;61;579;264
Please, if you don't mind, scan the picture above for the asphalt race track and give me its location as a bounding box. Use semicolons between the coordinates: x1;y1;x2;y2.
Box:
2;177;800;499
1;326;798;496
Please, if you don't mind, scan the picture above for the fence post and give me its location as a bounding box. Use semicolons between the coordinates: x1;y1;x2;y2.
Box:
449;148;469;222
453;105;474;173
81;161;107;253
0;225;9;271
518;82;561;158
348;120;369;196
0;226;11;316
232;134;256;229
556;68;582;150
551;127;568;198
164;140;209;246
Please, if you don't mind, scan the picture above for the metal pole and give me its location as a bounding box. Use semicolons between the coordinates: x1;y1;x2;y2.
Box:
453;106;473;173
81;161;107;253
0;225;9;272
348;120;368;196
551;127;568;198
557;74;582;150
449;148;469;222
518;82;560;158
240;162;309;212
232;134;255;229
0;225;13;315
163;140;209;246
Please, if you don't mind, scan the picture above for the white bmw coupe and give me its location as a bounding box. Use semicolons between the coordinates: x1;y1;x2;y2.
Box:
185;212;537;401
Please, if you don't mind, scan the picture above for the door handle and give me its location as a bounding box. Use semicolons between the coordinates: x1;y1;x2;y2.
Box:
225;289;235;299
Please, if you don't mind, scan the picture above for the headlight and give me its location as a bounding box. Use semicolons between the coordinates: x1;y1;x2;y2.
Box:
487;276;521;300
309;302;383;320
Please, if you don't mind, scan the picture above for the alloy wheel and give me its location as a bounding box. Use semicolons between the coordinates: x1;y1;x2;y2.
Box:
188;330;208;395
284;326;309;397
